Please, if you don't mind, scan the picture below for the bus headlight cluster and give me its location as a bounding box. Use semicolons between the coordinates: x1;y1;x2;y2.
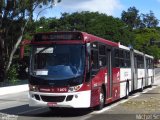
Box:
68;84;82;92
29;85;39;92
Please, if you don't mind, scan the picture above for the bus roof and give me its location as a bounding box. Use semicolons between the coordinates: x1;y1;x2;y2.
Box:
134;49;144;55
31;31;118;47
82;32;118;47
118;42;130;51
145;54;154;59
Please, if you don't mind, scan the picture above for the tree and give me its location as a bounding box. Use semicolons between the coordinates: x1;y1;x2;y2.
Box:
134;28;160;59
0;0;61;81
36;11;134;46
141;11;159;28
121;6;141;30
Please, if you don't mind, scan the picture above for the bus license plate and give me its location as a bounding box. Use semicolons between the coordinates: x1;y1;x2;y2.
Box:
47;102;57;107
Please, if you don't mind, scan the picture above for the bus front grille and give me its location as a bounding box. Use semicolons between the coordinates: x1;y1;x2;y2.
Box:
40;95;66;102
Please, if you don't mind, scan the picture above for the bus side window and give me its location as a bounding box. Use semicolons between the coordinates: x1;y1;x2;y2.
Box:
99;45;106;67
114;49;119;67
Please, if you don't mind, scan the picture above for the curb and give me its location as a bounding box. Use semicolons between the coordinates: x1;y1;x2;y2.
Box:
0;84;29;96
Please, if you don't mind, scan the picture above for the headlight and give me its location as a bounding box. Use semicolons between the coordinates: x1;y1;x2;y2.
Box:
68;84;82;92
29;85;39;92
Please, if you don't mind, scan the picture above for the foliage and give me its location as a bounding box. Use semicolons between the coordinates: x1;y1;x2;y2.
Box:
7;64;19;84
133;28;160;59
32;11;134;46
141;11;159;28
0;0;61;81
1;3;160;83
121;6;141;29
145;45;160;59
121;7;159;29
28;11;160;59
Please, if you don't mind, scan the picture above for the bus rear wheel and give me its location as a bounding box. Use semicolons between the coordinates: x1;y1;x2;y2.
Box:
124;83;129;99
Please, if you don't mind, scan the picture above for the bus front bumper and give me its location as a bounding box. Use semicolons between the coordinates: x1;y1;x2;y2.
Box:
28;90;91;108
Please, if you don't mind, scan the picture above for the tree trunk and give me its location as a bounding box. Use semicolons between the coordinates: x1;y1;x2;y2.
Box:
0;36;5;82
5;3;48;73
5;19;29;73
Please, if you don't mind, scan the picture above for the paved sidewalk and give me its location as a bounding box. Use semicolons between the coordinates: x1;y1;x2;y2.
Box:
0;84;28;96
105;85;160;114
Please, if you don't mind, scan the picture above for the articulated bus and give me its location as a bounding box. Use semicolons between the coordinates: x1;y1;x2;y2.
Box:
20;31;154;110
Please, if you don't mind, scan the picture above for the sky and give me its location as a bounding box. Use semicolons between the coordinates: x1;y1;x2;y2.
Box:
35;0;160;22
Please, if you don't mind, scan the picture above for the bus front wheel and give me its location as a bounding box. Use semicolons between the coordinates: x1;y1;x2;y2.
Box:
96;87;105;110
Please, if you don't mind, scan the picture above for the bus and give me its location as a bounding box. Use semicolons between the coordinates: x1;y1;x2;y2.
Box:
20;31;154;110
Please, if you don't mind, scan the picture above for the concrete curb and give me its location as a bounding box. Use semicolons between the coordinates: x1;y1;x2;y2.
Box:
0;84;29;96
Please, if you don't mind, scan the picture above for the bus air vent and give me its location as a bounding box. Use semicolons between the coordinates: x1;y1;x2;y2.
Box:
34;94;40;101
40;95;66;102
66;95;73;101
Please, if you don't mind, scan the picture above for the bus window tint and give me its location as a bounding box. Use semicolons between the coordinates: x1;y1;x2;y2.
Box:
99;57;106;67
146;58;153;69
99;45;106;55
137;55;144;68
114;49;119;67
91;50;98;69
114;49;131;68
99;45;106;67
124;51;131;68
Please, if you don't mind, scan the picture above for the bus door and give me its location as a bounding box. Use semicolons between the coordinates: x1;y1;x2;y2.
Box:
90;42;100;106
134;55;138;90
106;48;112;98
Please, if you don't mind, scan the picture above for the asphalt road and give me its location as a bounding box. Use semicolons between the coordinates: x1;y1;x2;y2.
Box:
0;92;93;120
155;68;160;75
0;70;160;120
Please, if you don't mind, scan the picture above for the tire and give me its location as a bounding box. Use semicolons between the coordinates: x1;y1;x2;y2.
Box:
140;78;144;92
149;84;152;88
140;85;144;92
150;77;153;88
124;83;129;99
96;88;105;110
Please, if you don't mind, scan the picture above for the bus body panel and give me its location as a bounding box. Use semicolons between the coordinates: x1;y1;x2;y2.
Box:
90;68;106;107
119;68;131;98
137;68;145;89
112;68;120;101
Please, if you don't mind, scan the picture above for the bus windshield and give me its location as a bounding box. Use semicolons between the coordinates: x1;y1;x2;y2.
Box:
30;44;85;81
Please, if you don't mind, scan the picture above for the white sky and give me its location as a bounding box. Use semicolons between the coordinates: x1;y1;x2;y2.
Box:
56;0;123;15
34;0;123;19
34;0;160;26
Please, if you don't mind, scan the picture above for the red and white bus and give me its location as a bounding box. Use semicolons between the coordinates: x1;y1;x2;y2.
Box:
21;31;154;110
